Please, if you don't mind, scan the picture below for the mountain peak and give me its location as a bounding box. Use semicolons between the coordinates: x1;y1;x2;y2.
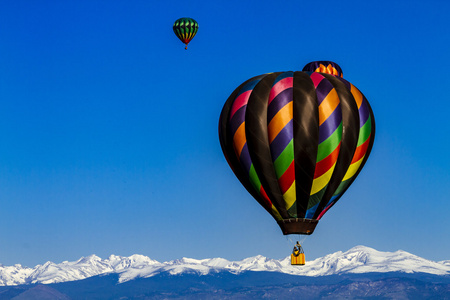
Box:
75;254;102;264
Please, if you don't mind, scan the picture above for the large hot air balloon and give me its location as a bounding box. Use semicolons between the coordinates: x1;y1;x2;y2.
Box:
219;61;375;237
173;17;198;50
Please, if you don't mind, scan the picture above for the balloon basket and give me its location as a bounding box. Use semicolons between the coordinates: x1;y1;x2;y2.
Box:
291;242;305;265
291;252;305;265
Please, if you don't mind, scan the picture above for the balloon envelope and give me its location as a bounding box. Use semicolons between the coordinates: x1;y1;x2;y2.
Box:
173;17;198;49
218;61;375;235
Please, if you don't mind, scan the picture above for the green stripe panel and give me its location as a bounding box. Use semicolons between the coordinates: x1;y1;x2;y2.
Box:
357;115;372;146
273;140;294;176
287;202;298;218
249;164;262;194
308;186;327;209
333;177;352;196
316;122;342;162
175;28;182;38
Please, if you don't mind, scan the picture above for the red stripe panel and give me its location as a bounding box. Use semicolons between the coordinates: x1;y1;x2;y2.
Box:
260;186;272;209
351;135;371;164
278;161;295;194
314;143;341;179
317;205;331;220
269;77;293;104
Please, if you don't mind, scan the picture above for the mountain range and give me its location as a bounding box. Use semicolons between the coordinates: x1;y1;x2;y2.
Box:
0;246;449;299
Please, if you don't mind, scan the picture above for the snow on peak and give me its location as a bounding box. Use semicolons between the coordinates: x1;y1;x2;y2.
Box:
225;255;283;273
0;246;448;286
440;260;450;266
107;254;160;271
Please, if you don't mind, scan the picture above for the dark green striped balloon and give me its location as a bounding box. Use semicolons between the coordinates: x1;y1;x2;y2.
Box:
173;17;198;50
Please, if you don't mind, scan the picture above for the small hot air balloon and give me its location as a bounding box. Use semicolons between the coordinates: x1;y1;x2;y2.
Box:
219;61;375;250
173;17;198;50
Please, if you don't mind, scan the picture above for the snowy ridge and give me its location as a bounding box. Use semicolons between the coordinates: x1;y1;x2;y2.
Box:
0;246;448;286
440;260;450;267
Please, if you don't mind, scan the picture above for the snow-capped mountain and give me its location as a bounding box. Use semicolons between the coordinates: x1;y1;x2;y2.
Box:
0;246;448;286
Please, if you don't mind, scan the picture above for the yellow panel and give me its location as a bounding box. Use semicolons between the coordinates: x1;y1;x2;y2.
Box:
343;156;364;181
310;163;336;195
283;181;296;210
271;205;283;221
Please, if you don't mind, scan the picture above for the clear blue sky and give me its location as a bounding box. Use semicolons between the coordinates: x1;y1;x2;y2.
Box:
0;0;449;267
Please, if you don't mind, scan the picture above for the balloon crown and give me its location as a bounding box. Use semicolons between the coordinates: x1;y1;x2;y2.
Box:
303;61;343;78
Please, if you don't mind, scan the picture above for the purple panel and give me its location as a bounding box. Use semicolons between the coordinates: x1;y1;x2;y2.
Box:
318;105;342;143
269;119;294;161
315;78;334;104
359;97;370;127
267;88;293;122
229;106;246;136
239;143;252;173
